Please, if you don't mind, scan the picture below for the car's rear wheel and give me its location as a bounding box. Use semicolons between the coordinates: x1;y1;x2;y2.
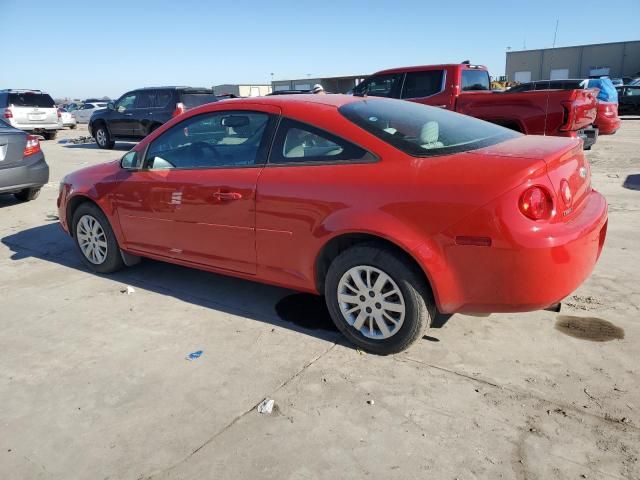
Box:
94;125;114;149
72;203;124;273
43;131;57;140
325;243;434;355
14;187;41;202
69;124;77;130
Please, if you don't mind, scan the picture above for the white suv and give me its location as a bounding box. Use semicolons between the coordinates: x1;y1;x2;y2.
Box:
0;89;61;140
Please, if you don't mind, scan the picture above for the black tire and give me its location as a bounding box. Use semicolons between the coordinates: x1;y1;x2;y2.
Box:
94;124;114;149
71;202;125;273
43;130;57;140
324;243;435;355
14;187;41;202
69;124;77;130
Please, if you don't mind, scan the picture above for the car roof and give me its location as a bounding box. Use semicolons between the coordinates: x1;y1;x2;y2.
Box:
375;64;487;75
0;89;47;94
133;86;213;91
216;94;361;110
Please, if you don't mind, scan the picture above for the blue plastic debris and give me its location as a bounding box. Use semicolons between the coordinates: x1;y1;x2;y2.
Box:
186;350;203;361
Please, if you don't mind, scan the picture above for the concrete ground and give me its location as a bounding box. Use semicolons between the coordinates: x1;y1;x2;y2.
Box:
1;120;639;480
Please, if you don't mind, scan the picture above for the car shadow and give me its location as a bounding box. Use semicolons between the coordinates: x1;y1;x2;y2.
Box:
623;174;640;191
1;223;349;347
0;194;21;208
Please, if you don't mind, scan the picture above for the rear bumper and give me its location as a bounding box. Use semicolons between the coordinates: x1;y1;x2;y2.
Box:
7;120;61;132
435;190;608;313
594;116;620;135
0;152;49;193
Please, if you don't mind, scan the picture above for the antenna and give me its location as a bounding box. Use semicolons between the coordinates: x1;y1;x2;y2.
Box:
552;19;559;48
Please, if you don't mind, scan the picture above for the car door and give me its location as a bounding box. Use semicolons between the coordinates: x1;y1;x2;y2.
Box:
352;73;404;98
623;86;640;113
113;106;279;274
109;92;137;136
131;90;155;138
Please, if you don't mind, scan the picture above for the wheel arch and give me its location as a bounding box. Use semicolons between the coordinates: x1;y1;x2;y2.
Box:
314;231;442;310
65;194;115;239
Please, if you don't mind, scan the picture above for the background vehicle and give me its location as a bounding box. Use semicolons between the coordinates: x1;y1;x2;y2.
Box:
353;63;599;149
89;87;219;149
58;95;607;354
72;102;108;123
508;78;620;135
0;89;61;140
0;119;49;201
616;86;640;114
58;108;77;129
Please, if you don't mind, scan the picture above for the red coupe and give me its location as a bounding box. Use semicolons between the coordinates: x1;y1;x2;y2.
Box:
57;95;608;354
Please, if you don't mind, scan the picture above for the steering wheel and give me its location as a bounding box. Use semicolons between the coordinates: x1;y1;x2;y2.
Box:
191;141;221;164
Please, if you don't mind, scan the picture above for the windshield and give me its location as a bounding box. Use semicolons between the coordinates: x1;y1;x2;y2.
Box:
339;98;520;157
9;92;55;108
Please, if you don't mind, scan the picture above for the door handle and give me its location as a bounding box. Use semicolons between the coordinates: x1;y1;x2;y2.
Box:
213;191;242;201
124;113;133;116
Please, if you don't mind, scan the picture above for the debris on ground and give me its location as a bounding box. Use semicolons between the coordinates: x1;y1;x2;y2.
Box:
120;285;135;295
257;398;275;414
61;136;95;145
185;350;203;361
367;399;375;405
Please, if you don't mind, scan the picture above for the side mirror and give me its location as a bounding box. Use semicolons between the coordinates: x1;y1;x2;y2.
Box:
120;151;139;170
107;102;115;110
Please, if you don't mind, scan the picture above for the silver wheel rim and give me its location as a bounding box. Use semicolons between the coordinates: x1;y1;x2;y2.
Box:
76;214;108;265
337;265;405;340
96;129;106;145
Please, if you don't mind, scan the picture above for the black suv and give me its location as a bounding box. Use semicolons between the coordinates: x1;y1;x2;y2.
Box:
89;87;218;149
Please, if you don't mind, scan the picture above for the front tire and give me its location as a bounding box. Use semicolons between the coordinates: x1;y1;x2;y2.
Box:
14;187;41;202
325;243;434;355
94;124;114;149
72;203;124;273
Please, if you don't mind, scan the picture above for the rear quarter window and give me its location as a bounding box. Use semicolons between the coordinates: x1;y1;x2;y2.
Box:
461;70;490;91
339;98;520;157
181;93;218;109
9;93;55;108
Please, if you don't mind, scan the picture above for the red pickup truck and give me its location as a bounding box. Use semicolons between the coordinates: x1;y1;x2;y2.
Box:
353;63;599;149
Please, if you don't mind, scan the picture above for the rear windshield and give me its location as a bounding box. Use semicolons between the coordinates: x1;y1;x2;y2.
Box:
461;70;490;91
181;93;218;109
9;93;55;108
339;98;520;157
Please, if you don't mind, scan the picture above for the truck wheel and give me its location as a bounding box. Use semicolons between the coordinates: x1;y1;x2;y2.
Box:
94;125;114;149
72;203;124;273
14;187;41;202
324;243;434;355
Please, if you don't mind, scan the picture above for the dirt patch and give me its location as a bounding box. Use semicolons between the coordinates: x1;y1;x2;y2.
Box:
555;316;625;342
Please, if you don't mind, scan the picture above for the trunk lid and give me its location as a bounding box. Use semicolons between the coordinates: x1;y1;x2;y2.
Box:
0;128;27;169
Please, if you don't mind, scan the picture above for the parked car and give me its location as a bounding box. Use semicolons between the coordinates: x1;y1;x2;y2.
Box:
616;85;640;115
0;89;61;140
88;87;219;149
58;95;608;354
58;108;77;129
353;63;599;149
507;78;621;135
72;102;108;123
0;119;49;201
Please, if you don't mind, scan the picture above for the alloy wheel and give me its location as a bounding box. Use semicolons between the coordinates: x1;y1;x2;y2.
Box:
337;265;405;339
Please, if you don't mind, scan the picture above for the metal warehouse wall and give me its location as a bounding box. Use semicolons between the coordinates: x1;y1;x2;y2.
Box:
506;41;640;81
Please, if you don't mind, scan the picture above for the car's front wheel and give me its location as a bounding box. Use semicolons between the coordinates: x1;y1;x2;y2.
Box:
325;243;434;355
94;125;114;149
72;203;124;273
14;187;41;202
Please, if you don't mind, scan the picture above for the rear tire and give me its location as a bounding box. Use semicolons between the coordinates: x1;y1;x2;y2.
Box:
325;243;434;355
14;187;41;202
72;203;124;273
69;124;77;130
94;124;114;149
43;131;57;140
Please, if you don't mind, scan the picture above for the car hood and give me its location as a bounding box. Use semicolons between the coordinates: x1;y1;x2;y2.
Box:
66;159;121;186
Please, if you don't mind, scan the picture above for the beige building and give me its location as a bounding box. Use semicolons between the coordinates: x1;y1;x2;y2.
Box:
213;84;272;97
506;40;640;82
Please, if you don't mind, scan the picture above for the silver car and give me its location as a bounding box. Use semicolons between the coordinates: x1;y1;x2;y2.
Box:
0;119;49;201
0;89;61;140
72;102;108;123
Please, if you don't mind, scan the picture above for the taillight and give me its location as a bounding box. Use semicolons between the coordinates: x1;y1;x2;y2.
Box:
23;135;41;157
519;186;554;220
3;108;12;119
560;179;572;206
172;102;185;117
559;101;574;131
57;109;62;118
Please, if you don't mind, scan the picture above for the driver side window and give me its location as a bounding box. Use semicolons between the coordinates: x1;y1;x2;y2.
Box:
145;111;270;170
116;93;137;112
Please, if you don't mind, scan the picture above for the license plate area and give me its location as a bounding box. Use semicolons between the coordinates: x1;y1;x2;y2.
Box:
28;113;46;121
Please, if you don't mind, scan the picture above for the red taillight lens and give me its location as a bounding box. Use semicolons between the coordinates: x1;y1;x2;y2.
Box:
57;109;62;118
172;102;185;117
3;108;13;119
519;186;554;220
23;135;41;157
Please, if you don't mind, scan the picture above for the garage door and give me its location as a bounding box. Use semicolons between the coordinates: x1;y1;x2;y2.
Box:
514;71;532;83
550;69;569;80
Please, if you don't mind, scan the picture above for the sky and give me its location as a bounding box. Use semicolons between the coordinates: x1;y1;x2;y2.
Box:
1;0;639;100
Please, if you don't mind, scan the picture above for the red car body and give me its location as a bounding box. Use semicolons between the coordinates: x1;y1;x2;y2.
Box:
58;95;607;315
355;64;599;148
594;101;621;135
